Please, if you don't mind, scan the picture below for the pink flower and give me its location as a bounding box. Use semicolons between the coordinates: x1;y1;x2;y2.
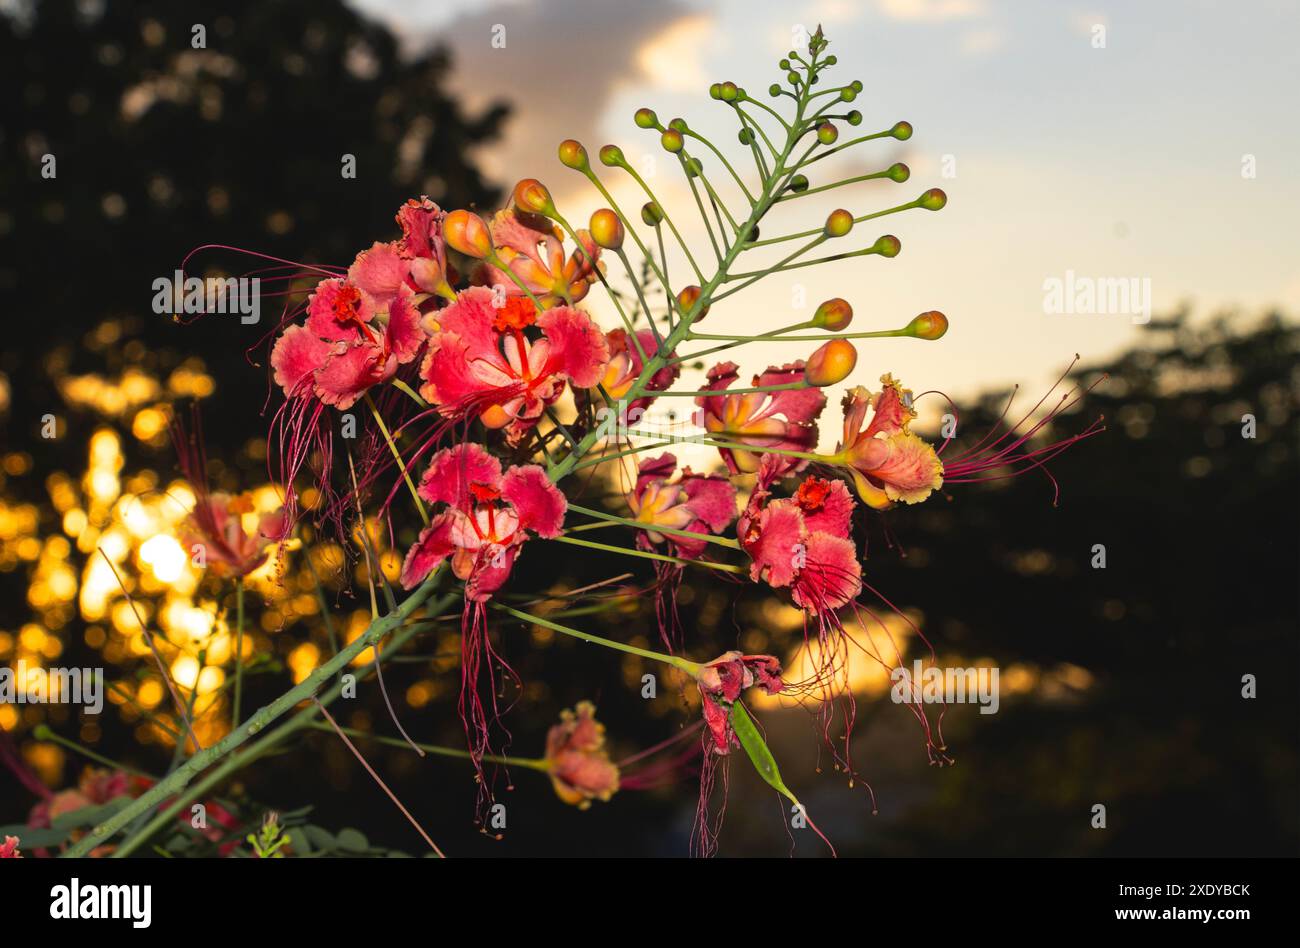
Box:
480;208;600;307
600;328;680;417
696;651;785;754
627;453;736;559
836;374;943;509
0;836;20;858
418;288;610;445
399;443;566;601
740;476;862;614
696;361;826;477
271;274;424;410
543;701;621;808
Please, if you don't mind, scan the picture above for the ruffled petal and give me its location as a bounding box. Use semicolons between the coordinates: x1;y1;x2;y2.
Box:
400;512;458;589
314;342;389;409
502;464;566;538
745;501;806;589
537;305;610;389
270;324;331;399
792;532;862;613
348;241;409;304
418;443;503;508
681;471;738;533
384;284;425;365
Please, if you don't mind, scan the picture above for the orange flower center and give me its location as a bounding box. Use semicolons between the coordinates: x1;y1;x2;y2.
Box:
492;297;538;332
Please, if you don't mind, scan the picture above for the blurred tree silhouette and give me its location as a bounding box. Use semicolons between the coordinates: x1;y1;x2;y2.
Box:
0;0;506;450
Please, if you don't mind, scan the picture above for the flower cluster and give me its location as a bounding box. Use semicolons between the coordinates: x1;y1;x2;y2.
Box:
44;26;1097;860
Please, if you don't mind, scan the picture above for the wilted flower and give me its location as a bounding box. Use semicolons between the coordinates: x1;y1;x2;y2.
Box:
544;701;621;808
834;374;943;509
400;443;566;600
740;475;862;613
419;288;610;445
696;651;785;754
696;361;825;477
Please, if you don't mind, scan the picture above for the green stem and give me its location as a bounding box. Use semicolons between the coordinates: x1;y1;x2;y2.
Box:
365;392;428;526
65;571;447;858
232;579;245;730
493;603;700;675
303;723;551;772
550;534;745;573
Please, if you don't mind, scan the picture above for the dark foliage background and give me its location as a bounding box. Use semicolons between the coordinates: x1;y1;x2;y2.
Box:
1;0;1296;858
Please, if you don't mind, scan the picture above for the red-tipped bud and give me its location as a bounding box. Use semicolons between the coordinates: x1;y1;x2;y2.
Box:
906;310;948;340
558;140;589;170
513;178;555;217
891;120;913;140
661;129;684;153
589;208;624;250
806;339;858;386
816;122;838;145
812;298;853;331
825;209;854;238
599;144;625;167
888;162;910;182
444;209;492;259
720;81;738;102
634;108;658;129
677;285;709;321
641;202;664;226
873;234;901;257
919;188;947;211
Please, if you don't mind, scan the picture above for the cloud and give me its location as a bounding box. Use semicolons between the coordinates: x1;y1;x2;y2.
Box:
415;0;700;195
875;0;987;22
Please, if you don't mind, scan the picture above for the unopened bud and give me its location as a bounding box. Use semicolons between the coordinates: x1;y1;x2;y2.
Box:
873;234;901;257
816;123;838;145
558;140;589;171
512;178;556;217
634;108;658;129
905;310;948;340
891;120;913;141
589;208;624;250
444;210;492;259
599;144;625;167
919;188;947;211
806;339;858;386
825;209;854;238
661;129;684;153
677;285;710;321
641;201;664;226
812;298;853;331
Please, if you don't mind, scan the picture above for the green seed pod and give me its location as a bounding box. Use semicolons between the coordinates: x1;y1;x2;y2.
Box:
730;702;799;806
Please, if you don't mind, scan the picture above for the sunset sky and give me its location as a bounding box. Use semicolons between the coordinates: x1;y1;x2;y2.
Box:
351;0;1297;441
